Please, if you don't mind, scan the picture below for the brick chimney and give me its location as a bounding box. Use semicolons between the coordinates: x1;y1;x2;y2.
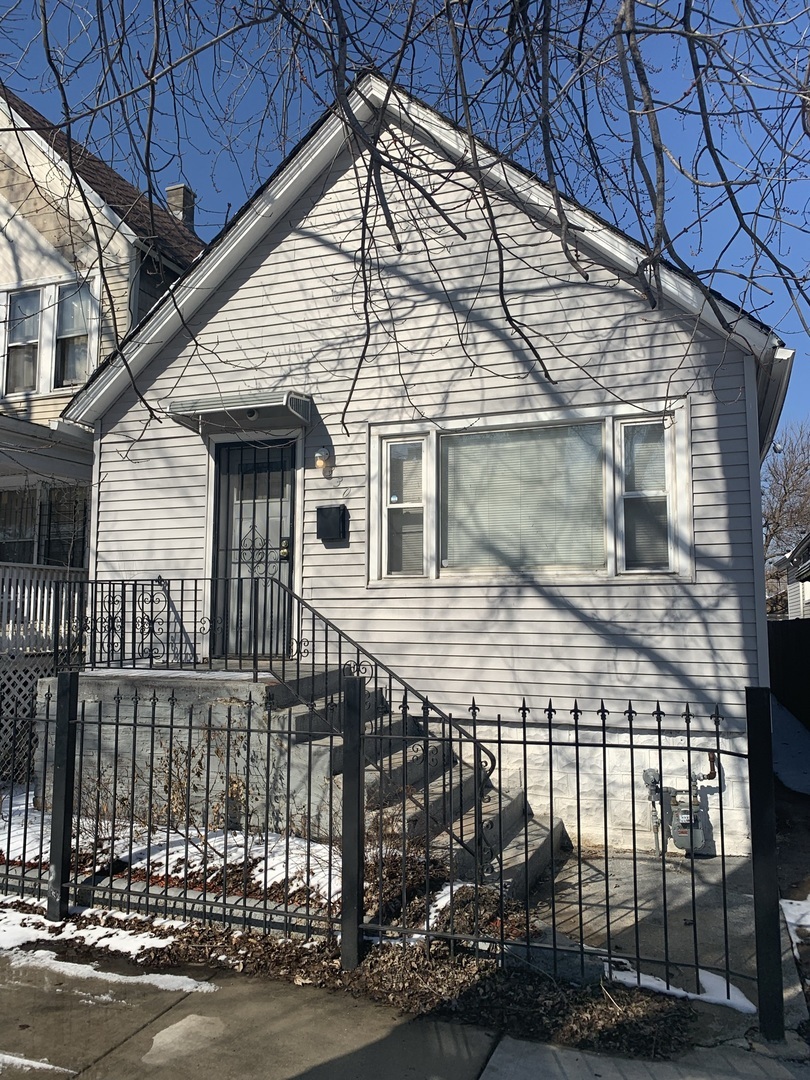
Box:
165;183;196;230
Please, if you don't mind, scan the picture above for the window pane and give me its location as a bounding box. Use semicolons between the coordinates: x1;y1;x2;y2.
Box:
57;283;91;337
8;290;40;345
441;424;605;570
625;424;665;491
625;496;669;570
389;442;422;504
40;486;88;567
0;489;37;563
6;343;38;393
56;337;89;387
388;507;423;574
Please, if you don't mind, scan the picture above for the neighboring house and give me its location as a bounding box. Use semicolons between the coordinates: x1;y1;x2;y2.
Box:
0;85;202;574
785;535;810;618
63;76;792;843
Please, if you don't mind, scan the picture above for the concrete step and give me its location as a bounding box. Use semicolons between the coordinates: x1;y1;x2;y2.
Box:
447;786;527;877
486;816;567;898
365;745;450;808
391;768;481;842
294;713;425;774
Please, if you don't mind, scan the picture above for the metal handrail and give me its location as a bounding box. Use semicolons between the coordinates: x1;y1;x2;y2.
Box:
265;574;497;778
56;573;497;873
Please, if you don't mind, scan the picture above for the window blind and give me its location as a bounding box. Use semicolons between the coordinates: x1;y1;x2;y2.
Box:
441;424;605;570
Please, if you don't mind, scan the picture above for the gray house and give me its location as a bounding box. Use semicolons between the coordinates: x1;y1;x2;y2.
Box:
785;535;810;618
62;76;792;847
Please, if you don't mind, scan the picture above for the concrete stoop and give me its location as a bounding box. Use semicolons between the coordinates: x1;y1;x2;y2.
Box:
35;668;565;898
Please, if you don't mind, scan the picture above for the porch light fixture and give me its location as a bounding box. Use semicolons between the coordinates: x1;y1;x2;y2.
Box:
314;447;330;470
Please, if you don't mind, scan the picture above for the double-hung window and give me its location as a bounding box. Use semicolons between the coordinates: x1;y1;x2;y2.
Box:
620;422;671;571
376;415;678;580
3;279;96;395
55;283;92;387
6;289;41;393
385;441;425;574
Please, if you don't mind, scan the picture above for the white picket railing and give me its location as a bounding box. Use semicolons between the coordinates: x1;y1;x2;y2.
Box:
0;564;88;653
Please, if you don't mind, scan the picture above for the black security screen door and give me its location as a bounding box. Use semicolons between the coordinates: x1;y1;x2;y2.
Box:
213;441;294;657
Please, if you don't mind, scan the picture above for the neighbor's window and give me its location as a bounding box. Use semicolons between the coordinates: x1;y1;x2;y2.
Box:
0;489;38;563
55;283;92;387
621;422;670;571
385;441;424;574
440;424;605;571
39;486;89;568
0;485;88;567
6;289;40;393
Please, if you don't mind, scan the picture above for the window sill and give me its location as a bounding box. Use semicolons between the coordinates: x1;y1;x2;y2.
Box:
3;388;78;400
367;569;691;588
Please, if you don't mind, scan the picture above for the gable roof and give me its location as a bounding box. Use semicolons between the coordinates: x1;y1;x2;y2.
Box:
62;74;793;451
0;84;203;269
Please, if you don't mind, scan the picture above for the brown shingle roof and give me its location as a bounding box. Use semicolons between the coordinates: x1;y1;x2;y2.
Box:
0;84;204;268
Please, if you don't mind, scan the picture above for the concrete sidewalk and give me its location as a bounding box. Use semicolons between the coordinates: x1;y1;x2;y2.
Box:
1;948;810;1080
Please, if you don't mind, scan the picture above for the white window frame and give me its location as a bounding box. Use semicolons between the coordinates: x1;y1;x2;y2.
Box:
0;276;99;397
369;404;690;585
382;437;429;576
616;418;677;574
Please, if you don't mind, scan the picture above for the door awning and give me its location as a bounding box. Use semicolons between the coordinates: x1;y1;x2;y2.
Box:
165;389;312;432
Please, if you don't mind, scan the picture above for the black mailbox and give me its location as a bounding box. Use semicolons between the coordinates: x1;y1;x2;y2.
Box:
316;504;348;542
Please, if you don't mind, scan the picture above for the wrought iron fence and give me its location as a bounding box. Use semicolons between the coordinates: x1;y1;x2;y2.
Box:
0;672;784;1038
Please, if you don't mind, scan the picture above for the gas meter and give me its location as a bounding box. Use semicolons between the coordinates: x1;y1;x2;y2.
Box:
642;752;716;857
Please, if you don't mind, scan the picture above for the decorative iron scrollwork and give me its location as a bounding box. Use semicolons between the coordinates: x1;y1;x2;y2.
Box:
239;527;279;576
342;660;372;678
288;636;310;660
197;615;222;638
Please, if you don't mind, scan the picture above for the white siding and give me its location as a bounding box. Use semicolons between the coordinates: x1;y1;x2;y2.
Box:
95;127;764;732
787;572;810;619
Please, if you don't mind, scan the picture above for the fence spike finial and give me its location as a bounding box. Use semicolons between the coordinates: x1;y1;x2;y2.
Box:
710;704;723;728
682;703;693;726
518;698;530;722
544;699;555;721
469;697;480;720
652;701;665;725
570;700;581;721
597;699;610;723
624;700;636;723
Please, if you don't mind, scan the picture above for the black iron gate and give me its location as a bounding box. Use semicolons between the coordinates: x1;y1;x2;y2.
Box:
213;441;294;657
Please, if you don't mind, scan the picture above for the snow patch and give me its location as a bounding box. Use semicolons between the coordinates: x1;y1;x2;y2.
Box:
0;906;174;958
606;961;757;1013
7;950;216;993
0;1050;74;1073
781;897;810;959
